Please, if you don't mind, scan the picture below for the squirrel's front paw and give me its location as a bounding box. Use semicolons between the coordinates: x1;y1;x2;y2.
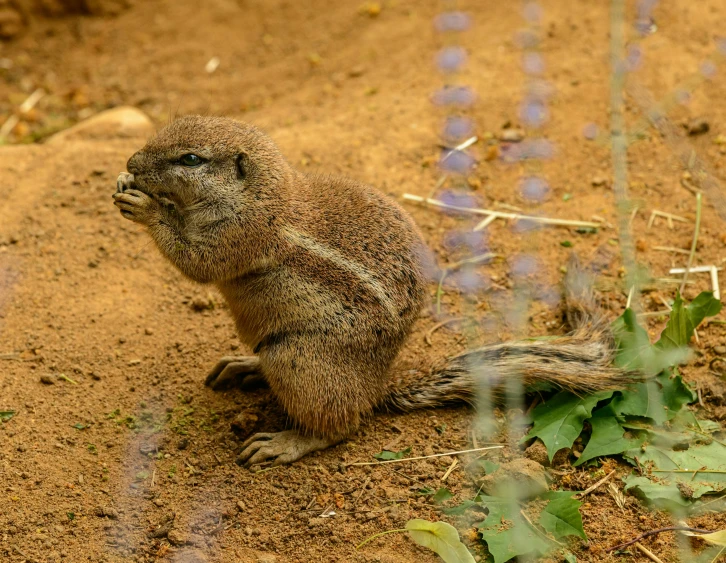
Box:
113;175;159;225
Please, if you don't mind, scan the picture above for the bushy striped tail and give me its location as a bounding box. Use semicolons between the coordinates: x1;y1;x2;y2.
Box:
384;257;633;412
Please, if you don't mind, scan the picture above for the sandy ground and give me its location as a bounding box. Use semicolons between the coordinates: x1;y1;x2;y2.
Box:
1;1;726;562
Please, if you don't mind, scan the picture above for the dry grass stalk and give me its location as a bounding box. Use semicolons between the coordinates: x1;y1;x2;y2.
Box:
347;445;504;466
679;193;703;295
425;317;465;346
646;209;689;230
635;542;666;563
402;194;601;229
441;458;458;481
653;246;690;254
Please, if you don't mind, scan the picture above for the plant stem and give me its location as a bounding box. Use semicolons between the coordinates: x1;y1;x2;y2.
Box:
610;0;638;310
679;192;703;295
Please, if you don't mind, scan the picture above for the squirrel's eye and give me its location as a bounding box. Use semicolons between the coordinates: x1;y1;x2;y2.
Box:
178;154;203;167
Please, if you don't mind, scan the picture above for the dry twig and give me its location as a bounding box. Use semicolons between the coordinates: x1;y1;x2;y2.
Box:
607;526;712;552
576;469;616;498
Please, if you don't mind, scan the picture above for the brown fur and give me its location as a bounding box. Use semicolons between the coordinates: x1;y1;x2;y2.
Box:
113;116;634;460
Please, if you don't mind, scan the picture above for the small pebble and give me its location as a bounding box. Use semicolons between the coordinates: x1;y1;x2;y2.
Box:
173;549;208;563
190;297;214;311
40;375;56;385
591;176;607;187
95;506;119;519
499;128;525;142
687;117;710;136
167;529;187;546
145;327;154;335
713;345;726;355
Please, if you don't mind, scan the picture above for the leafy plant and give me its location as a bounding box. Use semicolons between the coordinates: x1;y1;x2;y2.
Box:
524;291;724;510
526;292;718;453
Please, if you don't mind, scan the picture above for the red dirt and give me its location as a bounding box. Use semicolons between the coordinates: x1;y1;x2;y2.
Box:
1;1;726;562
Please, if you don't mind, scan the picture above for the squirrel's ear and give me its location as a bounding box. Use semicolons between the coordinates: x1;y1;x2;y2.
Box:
236;152;249;180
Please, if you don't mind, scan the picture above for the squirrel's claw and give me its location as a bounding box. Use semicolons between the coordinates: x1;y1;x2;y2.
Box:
236;430;336;466
205;356;264;390
116;171;134;193
113;188;159;224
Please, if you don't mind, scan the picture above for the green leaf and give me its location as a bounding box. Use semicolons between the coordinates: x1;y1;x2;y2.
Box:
612;372;695;424
612;309;689;375
612;308;649;367
432;487;454;504
564;553;577;563
538;492;587;540
575;404;634;466
654;292;694;351
611;381;669;424
686;291;722;328
524;390;614;461
683;529;726;547
373;446;411;461
560;240;573;248
656;371;696;415
476;497;550;562
405;519;476;563
670;410;721;434
622;475;699;510
0;410;15;422
73;423;87;430
652;291;720;356
622;441;726;485
443;500;484;516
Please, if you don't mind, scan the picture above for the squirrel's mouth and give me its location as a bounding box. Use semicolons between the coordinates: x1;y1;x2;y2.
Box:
125;174;154;197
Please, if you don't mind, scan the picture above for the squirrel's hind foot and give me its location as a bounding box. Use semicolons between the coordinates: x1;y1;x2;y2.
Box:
205;355;264;390
236;430;338;466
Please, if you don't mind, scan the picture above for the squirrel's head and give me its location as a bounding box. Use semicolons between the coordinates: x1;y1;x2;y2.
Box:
126;116;291;213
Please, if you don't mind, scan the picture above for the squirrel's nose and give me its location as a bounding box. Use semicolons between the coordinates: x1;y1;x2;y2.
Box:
127;152;142;174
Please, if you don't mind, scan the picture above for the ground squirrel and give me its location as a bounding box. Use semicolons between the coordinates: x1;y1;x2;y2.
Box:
113;116;633;465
